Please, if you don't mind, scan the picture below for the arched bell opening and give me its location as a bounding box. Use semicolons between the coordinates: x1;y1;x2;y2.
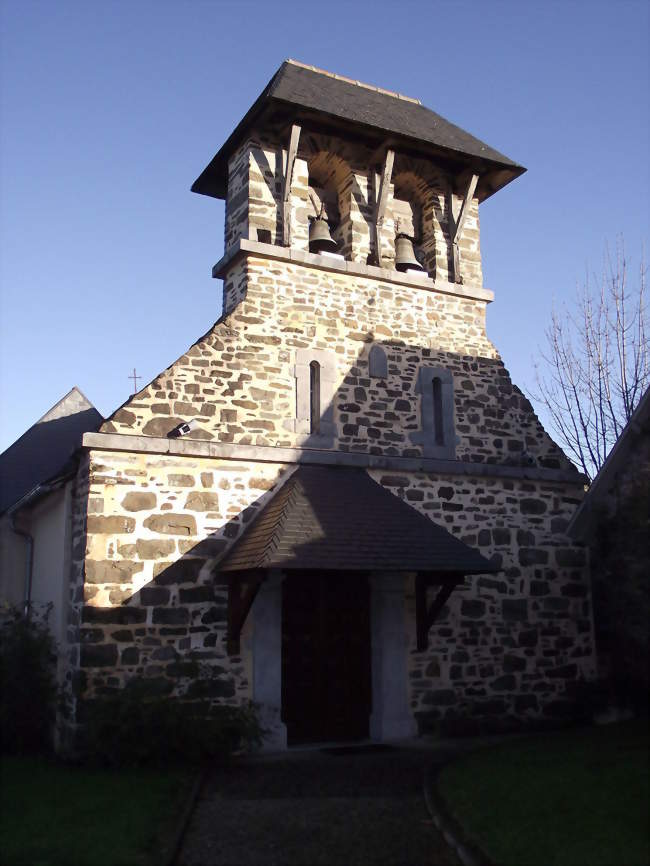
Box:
391;170;436;277
307;150;353;259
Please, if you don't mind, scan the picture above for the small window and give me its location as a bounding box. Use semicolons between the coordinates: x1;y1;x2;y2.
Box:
293;349;337;445
309;361;321;434
432;378;444;445
409;366;456;459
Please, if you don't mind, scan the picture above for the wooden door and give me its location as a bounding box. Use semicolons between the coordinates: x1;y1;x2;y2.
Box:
281;571;371;745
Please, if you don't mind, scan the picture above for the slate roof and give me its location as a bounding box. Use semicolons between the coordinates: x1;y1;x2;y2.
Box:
0;387;103;514
192;60;526;202
219;465;497;574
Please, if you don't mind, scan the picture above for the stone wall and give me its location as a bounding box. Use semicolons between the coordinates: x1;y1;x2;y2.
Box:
101;256;571;474
71;449;293;707
69;442;594;729
366;470;596;729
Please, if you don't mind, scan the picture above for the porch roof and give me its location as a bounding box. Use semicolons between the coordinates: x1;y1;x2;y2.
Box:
219;465;497;575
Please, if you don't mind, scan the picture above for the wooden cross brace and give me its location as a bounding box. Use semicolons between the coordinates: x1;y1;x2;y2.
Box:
226;569;264;654
415;573;462;651
447;173;479;283
282;124;301;247
372;147;395;267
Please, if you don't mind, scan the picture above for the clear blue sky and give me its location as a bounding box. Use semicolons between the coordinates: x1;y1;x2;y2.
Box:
1;0;648;452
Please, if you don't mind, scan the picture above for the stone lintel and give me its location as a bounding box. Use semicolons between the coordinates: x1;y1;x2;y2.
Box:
211;238;494;304
82;432;586;486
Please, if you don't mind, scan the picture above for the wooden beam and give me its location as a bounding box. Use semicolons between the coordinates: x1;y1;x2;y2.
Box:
448;173;478;284
453;172;479;243
415;576;460;651
226;570;264;654
372;147;395;267
282;124;301;247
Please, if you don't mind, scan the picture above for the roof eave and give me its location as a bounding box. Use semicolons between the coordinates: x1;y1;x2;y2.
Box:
191;95;526;203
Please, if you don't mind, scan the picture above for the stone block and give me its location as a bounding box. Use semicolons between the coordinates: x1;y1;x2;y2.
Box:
144;514;197;535
153;607;190;625
121;492;157;512
422;689;456;706
179;586;215;604
503;653;526;672
177;537;227;557
136;539;175;560
461;599;486;618
425;658;440;677
184;492;220;511
520;498;547;515
201;605;227;624
121;647;140;665
85;560;144;584
82;605;147;625
491;674;516;691
87;516;136;535
80;644;118;667
142;417;184;436
140;586;171;605
168;474;195;487
519;548;549;566
503;599;527;621
166;661;200;678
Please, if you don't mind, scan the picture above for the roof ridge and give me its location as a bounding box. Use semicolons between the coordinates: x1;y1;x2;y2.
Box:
285;59;422;105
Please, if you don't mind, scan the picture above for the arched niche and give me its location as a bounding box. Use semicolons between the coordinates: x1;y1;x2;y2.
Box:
306;148;355;260
391;170;434;276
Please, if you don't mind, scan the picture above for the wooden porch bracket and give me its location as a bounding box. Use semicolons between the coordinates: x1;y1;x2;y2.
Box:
447;172;479;283
226;569;264;654
372;147;395;267
282;124;301;247
415;573;462;651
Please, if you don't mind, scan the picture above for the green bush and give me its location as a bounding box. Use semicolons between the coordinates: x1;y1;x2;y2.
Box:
0;604;58;755
79;678;265;766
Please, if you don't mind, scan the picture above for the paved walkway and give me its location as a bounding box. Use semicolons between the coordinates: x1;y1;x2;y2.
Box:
177;742;466;866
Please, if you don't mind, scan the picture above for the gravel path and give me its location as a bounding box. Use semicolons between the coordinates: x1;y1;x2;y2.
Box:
177;744;462;866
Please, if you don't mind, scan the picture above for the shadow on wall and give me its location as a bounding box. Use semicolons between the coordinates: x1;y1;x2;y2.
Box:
77;337;576;701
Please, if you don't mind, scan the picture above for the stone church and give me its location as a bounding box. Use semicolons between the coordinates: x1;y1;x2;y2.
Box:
65;61;596;748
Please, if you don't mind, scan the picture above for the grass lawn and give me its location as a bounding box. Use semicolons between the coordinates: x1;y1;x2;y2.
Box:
438;719;649;866
0;756;194;866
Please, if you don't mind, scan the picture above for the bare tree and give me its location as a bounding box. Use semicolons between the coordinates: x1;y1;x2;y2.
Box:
534;239;648;481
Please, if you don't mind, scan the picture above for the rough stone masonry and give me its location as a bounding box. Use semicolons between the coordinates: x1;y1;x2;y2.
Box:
63;61;596;741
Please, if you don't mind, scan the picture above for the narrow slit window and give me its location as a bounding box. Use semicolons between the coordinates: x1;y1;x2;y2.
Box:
309;361;321;434
432;377;444;445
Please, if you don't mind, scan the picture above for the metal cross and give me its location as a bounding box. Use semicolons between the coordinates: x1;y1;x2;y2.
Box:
128;368;141;393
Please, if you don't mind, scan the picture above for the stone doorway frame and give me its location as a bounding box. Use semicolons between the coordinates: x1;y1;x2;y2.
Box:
248;569;416;751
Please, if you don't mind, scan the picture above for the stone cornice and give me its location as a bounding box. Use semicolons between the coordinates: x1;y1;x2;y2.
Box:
211;239;494;304
82;432;585;485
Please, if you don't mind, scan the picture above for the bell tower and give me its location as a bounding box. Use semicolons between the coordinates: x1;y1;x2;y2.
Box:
192;59;525;312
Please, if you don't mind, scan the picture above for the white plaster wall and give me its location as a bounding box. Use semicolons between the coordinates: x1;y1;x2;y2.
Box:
29;485;72;651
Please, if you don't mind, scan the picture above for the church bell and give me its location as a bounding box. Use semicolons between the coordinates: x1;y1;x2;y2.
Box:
394;233;425;272
309;216;339;254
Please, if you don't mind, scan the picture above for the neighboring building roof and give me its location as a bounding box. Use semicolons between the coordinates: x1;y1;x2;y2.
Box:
568;386;650;539
0;387;103;514
219;464;497;574
192;60;526;202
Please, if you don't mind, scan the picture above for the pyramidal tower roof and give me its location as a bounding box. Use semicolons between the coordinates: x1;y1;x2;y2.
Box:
192;60;525;202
